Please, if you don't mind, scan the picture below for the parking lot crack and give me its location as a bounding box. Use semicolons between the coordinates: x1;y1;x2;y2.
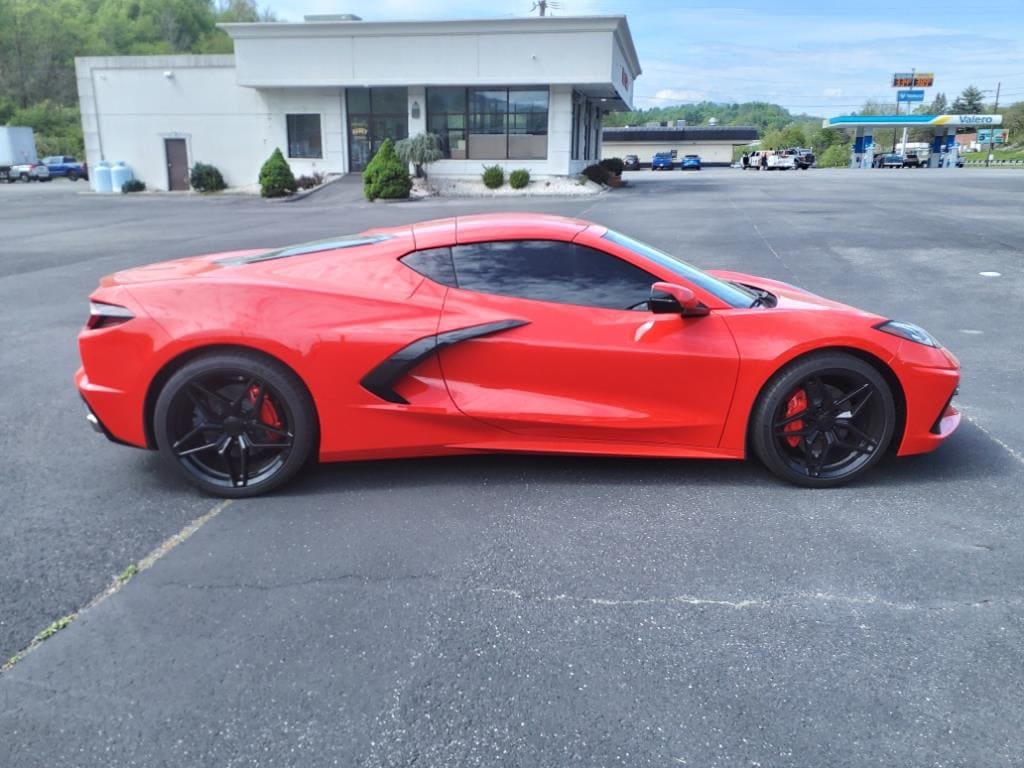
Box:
155;572;440;592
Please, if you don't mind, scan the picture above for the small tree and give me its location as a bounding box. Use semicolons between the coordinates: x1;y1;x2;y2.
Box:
259;148;296;198
816;145;849;168
394;133;444;178
363;139;411;200
952;86;985;114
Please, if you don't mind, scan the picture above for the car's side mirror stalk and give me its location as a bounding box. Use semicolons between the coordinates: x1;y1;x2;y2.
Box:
649;282;709;317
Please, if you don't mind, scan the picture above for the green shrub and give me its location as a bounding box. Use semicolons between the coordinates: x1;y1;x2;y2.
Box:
395;133;444;178
582;163;611;185
189;162;226;193
817;145;849;168
259;148;297;198
296;172;324;190
482;164;504;189
363;139;412;200
508;169;530;189
599;157;624;176
121;179;146;193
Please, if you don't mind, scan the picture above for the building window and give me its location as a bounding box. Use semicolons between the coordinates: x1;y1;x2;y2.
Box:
427;87;468;159
428;87;548;161
286;114;322;159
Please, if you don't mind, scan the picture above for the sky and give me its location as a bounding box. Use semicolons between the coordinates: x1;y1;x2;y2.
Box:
267;0;1024;116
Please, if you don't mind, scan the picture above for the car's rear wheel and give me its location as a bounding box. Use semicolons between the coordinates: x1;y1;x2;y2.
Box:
20;173;29;182
751;353;895;487
68;170;78;181
154;351;317;497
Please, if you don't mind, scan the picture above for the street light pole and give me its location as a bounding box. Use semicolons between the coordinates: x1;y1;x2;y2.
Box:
986;81;1001;168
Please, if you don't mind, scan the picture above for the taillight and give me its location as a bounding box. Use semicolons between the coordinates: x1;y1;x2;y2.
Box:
87;301;134;329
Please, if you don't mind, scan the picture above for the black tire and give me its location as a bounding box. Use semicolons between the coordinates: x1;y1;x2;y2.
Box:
67;170;78;181
154;351;317;497
20;173;29;182
751;352;896;488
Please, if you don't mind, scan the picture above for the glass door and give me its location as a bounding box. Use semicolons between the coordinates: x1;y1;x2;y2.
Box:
346;88;408;172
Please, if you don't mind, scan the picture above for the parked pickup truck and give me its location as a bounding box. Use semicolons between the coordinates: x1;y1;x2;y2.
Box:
42;155;88;181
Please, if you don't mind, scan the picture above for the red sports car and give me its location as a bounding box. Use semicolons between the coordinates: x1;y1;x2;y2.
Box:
76;213;960;497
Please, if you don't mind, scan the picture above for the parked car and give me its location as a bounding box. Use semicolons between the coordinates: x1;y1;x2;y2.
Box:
680;154;701;171
8;162;51;182
902;151;926;168
76;213;960;496
622;154;640;171
880;153;904;169
43;155;88;181
651;152;675;170
792;148;815;169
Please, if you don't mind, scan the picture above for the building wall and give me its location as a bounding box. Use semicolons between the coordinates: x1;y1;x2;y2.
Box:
602;140;737;165
77;56;348;190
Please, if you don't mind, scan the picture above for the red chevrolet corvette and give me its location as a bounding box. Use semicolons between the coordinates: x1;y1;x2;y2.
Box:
76;213;960;497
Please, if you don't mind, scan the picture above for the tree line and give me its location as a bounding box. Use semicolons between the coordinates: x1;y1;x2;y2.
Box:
0;0;274;156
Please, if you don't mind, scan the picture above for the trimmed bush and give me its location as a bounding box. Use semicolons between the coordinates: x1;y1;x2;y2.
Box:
599;157;624;176
189;162;226;193
581;163;611;185
363;139;412;200
509;169;530;189
296;172;324;190
395;133;444;178
482;164;504;189
816;145;849;168
259;148;297;198
121;179;145;193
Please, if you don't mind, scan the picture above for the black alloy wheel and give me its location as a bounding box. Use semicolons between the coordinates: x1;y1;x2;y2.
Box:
68;170;79;181
751;353;896;487
154;352;317;497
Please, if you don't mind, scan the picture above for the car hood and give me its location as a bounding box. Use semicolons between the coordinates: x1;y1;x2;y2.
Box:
706;269;884;318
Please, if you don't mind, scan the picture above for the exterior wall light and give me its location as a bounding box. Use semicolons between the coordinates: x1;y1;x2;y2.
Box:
410;100;420;119
163;71;174;78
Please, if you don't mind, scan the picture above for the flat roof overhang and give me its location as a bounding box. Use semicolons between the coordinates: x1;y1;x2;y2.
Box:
219;15;641;110
825;114;1003;129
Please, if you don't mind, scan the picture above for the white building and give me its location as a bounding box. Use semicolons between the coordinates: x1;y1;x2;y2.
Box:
75;15;642;191
602;125;759;167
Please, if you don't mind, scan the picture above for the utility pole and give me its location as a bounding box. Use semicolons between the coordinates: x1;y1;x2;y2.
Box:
530;1;560;15
986;81;1001;168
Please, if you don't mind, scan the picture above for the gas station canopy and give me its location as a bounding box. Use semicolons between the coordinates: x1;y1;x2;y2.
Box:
825;114;1003;129
823;114;1003;168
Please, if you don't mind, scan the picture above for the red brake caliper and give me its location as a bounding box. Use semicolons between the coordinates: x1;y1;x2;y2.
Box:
248;385;283;442
784;389;808;447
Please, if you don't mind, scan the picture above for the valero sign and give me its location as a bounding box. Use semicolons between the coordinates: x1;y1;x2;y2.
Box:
892;72;935;88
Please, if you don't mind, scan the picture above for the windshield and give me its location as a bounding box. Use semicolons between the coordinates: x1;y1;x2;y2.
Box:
602;230;756;308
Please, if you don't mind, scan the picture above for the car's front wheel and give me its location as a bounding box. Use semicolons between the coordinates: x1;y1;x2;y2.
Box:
154;351;317;497
751;353;896;487
68;170;79;181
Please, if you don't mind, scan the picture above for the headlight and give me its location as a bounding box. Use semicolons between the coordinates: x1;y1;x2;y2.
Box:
874;320;939;348
87;301;135;329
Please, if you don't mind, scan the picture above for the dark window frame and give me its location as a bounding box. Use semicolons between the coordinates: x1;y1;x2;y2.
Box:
426;86;550;161
286;113;323;159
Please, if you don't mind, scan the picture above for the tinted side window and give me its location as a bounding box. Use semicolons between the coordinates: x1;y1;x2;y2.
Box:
451;240;656;310
400;247;457;286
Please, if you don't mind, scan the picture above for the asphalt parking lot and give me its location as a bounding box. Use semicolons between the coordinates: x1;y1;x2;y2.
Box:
2;168;1023;767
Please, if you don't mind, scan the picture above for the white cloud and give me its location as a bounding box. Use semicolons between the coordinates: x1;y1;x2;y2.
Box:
652;88;707;103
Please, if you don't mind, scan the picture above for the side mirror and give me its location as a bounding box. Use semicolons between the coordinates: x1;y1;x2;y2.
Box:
649;282;710;317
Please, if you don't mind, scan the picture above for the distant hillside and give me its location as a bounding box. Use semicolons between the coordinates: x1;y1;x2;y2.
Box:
604;102;822;134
